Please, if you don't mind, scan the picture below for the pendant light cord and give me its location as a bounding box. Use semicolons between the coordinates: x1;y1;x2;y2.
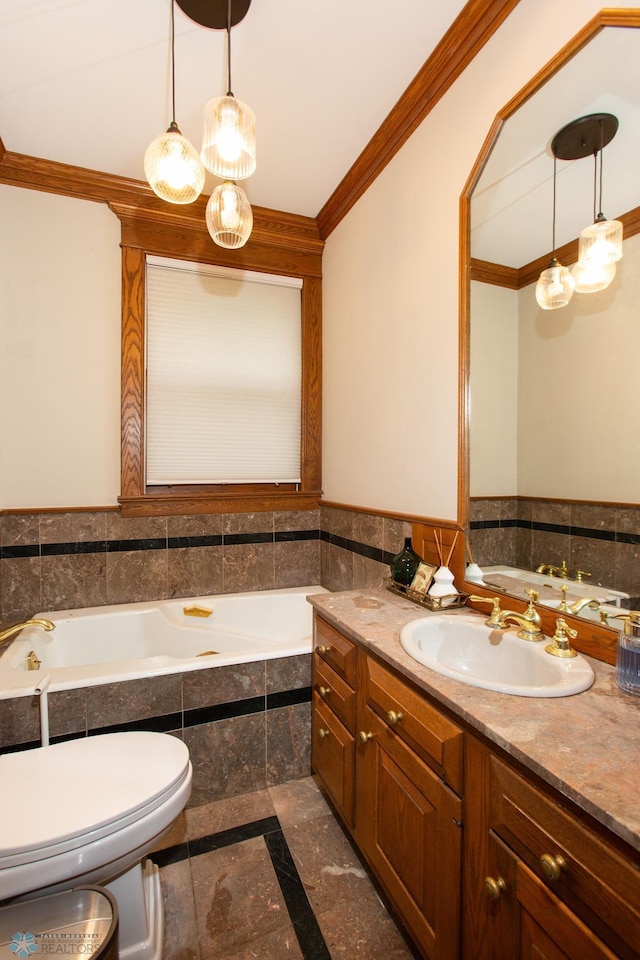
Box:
226;0;233;96
170;0;176;125
597;119;604;219
551;155;557;258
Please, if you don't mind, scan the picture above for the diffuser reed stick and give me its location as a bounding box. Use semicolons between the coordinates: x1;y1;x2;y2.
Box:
445;530;459;568
433;529;444;566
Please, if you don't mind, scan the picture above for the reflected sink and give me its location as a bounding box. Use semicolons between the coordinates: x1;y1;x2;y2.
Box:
400;613;595;697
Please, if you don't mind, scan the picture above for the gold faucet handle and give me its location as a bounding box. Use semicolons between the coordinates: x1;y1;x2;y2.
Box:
560;560;569;578
525;588;539;610
469;595;503;627
545;617;578;658
558;583;570;611
575;569;591;583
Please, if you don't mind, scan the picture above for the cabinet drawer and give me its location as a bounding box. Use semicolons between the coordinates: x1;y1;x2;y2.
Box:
364;655;464;795
312;695;355;828
314;615;357;686
489;755;640;959
313;654;355;733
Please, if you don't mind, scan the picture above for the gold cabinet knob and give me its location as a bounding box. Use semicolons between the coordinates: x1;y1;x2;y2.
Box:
483;876;506;900
387;710;404;725
317;728;330;740
539;854;567;882
359;731;374;743
318;685;331;698
317;644;331;655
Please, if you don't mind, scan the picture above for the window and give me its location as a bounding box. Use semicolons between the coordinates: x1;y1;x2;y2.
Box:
145;257;303;486
116;203;322;517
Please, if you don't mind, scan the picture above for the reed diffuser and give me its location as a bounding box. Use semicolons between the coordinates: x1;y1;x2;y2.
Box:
428;529;460;598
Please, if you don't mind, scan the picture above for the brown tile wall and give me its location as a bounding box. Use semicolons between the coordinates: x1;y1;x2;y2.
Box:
0;509;321;622
320;505;412;591
0;653;312;804
470;497;640;602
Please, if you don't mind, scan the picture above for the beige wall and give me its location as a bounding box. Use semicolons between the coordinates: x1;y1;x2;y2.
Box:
517;230;640;501
2;1;639;515
0;185;121;508
469;281;518;497
321;0;639;521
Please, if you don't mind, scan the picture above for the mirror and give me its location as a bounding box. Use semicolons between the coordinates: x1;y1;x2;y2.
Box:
465;20;640;625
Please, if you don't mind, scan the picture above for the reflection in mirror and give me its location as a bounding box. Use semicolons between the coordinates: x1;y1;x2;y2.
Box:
466;26;640;622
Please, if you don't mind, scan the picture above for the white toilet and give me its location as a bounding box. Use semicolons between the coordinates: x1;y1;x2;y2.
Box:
0;731;192;960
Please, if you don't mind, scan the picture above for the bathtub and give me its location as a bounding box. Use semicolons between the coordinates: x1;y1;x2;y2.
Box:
0;585;327;698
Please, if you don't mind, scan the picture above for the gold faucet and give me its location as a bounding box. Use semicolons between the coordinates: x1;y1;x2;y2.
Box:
468;595;504;628
495;589;544;642
535;560;569;578
557;584;600;616
545;618;578;658
0;618;55;648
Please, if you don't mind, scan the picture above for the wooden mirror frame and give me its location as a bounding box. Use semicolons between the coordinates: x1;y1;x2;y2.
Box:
458;9;640;665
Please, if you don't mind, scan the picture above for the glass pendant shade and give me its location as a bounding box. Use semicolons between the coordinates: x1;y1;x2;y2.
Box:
535;259;575;310
206;180;253;249
144;125;205;204
571;256;616;294
201;95;256;180
577;215;623;267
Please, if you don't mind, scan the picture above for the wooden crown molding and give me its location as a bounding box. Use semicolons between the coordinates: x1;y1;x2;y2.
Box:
315;0;522;240
471;202;640;289
0;149;323;259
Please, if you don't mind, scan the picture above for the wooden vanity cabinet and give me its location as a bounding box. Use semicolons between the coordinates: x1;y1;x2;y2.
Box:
311;616;357;827
312;614;464;960
464;737;640;960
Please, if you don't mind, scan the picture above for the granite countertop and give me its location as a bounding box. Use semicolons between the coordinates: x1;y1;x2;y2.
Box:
308;588;640;855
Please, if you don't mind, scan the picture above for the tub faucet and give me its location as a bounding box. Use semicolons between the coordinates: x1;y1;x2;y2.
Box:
535;561;568;578
0;618;55;648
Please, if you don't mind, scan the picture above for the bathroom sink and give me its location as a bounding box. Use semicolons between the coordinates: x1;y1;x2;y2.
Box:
399;613;595;697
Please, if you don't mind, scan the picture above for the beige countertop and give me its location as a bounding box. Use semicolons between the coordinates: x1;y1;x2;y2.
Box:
308;588;640;856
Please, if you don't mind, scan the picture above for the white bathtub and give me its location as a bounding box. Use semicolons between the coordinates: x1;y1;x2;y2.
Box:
0;585;327;698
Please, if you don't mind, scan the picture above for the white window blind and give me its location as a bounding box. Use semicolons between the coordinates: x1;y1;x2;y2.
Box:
145;256;302;485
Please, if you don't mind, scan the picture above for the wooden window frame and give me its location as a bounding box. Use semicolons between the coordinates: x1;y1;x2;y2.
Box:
113;199;323;517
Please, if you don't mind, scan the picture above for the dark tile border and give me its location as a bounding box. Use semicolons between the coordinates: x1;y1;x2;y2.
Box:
470;517;640;545
155;814;331;960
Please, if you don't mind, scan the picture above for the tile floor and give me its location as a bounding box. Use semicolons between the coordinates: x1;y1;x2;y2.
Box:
152;776;421;960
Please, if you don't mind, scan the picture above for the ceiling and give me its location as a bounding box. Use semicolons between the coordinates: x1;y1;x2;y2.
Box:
471;27;640;268
0;0;470;220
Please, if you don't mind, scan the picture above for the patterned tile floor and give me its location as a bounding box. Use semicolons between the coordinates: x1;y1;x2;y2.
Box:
152;776;420;960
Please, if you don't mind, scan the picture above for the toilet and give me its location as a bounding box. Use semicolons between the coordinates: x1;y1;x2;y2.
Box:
0;731;192;960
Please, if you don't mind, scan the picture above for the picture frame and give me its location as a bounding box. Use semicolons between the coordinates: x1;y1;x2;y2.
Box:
410;562;437;596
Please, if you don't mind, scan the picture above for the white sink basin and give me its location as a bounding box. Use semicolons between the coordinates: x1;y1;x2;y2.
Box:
400;613;595;697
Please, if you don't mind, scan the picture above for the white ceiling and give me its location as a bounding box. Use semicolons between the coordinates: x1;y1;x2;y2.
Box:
471;27;640;268
0;0;469;219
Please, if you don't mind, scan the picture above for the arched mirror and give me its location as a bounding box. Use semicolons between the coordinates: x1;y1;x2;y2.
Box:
460;12;640;660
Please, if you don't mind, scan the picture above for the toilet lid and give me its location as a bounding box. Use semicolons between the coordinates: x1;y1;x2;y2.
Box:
0;732;190;860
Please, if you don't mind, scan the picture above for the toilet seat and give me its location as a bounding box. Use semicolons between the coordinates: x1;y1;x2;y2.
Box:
0;732;190;872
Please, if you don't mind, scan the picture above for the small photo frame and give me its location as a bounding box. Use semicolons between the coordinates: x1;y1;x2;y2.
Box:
410;562;437;596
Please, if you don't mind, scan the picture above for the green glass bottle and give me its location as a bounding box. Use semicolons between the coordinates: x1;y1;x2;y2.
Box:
390;537;422;586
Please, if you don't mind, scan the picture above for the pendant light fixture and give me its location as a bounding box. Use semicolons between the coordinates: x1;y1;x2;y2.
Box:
201;0;256;181
144;0;205;204
575;118;623;275
571;148;617;293
549;113;621;297
535;155;575;310
205;179;253;248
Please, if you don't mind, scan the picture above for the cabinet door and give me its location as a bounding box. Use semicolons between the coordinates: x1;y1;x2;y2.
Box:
312;695;355;828
357;705;462;960
486;836;617;960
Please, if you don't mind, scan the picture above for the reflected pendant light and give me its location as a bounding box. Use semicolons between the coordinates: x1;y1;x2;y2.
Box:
576;121;623;270
572;148;617;292
144;0;205;204
205;180;253;248
535;156;575;310
201;0;256;180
